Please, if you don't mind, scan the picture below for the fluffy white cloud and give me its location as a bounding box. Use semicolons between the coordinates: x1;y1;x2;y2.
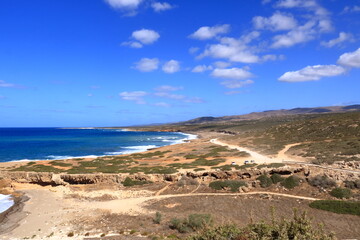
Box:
151;2;174;12
104;0;142;9
270;0;332;48
192;65;213;73
199;32;261;63
132;29;160;44
189;24;230;40
154;85;183;92
162;60;180;73
271;21;316;48
211;67;253;80
119;91;147;104
220;79;254;89
337;48;360;68
0;80;16;88
321;32;354;48
253;12;297;31
278;65;346;82
134;58;159;72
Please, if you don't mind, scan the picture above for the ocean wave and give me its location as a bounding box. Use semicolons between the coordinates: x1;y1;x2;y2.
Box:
0;194;14;214
106;145;158;155
9;132;197;162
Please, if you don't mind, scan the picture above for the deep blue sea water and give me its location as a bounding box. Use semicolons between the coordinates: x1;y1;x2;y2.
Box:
0;128;196;162
0;128;196;213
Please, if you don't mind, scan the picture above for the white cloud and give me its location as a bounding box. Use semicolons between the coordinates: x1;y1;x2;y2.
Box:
253;12;297;31
270;0;333;48
337;48;360;68
134;58;159;72
321;32;354;48
154;85;183;92
342;5;360;13
271;21;316;48
104;0;142;10
119;91;147;104
123;29;160;48
213;61;232;68
224;90;241;95
278;65;346;82
189;24;230;40
151;2;174;12
184;97;204;103
262;54;284;61
192;65;213;73
122;41;143;48
132;29;160;44
220;79;254;89
162;60;180;73
211;67;253;80
189;47;200;54
153;102;171;107
154;92;185;100
0;80;16;88
199;32;261;63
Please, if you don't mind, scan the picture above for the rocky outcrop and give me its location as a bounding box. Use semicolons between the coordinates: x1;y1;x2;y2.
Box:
1;164;358;186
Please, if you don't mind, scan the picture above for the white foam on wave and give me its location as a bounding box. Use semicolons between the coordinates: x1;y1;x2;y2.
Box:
106;145;158;155
0;194;14;214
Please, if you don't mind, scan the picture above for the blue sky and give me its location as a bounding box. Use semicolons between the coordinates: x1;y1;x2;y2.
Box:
0;0;359;127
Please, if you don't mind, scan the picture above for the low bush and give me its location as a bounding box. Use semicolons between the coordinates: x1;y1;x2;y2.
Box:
308;175;336;189
281;175;300;189
188;210;335;240
256;175;272;188
209;180;247;192
154;212;162;224
309;200;360;216
270;173;284;184
330;187;352;199
170;214;213;233
177;176;198;186
122;177;151;187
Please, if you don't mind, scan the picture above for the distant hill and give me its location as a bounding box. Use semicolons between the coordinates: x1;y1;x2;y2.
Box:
177;105;360;125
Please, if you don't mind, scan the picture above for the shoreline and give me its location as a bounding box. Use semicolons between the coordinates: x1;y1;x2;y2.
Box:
0;193;29;235
0;131;198;164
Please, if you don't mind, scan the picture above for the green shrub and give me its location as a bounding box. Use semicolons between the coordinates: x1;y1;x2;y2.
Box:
122;177;150;187
154;212;162;224
256;175;272;188
209;180;247;192
281;175;300;189
308;175;336;189
188;214;213;230
309;200;360;216
170;214;213;233
270;173;284;184
188;210;335;240
330;187;352;199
